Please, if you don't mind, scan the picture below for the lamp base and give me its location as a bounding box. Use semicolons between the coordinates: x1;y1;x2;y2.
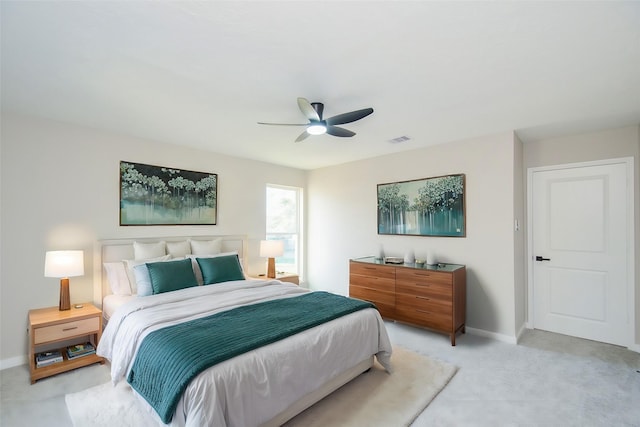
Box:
59;278;70;311
267;257;276;279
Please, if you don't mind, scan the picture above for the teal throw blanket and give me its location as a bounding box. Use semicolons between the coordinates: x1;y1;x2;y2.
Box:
126;291;375;423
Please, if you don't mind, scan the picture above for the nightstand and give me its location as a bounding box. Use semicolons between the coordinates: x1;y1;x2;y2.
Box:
275;273;299;285
28;303;104;384
251;273;299;285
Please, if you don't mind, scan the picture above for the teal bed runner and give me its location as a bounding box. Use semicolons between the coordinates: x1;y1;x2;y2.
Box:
126;291;375;423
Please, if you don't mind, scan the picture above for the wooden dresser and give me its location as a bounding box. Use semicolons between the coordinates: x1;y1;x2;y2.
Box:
349;257;466;345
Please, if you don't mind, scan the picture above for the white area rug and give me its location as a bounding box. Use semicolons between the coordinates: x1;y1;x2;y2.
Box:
65;347;457;427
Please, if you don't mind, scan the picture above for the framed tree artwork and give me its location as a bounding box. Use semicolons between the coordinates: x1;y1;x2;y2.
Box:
377;174;465;237
120;161;218;225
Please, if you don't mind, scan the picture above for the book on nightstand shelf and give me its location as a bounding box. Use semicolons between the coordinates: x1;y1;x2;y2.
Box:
66;342;96;359
35;350;63;367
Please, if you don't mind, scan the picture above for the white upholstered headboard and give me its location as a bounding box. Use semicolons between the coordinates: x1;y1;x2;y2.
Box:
93;235;247;306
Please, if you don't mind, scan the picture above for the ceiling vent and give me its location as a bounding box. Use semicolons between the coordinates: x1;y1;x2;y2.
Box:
388;135;411;144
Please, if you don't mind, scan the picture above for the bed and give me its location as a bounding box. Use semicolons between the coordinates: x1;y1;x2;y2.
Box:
94;236;392;427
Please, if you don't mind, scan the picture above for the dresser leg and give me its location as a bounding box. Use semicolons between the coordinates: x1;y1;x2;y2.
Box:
450;334;456;346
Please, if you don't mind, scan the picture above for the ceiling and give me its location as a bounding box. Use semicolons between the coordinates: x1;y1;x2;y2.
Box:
2;1;639;170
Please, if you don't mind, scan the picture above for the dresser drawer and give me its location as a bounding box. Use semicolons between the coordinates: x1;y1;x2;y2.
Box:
396;280;451;300
34;317;100;344
349;286;395;318
395;306;451;332
350;262;395;280
350;274;395;292
396;268;451;285
396;293;451;314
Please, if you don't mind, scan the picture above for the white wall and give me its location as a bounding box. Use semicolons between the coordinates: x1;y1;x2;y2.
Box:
0;112;306;367
306;132;521;341
522;125;640;346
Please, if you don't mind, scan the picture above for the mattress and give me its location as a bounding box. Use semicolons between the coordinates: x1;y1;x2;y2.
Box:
102;294;134;322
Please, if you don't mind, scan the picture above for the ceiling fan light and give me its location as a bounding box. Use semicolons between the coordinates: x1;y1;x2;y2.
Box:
307;124;327;135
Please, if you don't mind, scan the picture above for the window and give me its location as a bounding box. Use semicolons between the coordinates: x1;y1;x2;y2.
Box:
266;184;302;277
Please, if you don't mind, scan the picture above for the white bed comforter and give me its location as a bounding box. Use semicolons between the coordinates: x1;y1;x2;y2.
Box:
98;280;392;427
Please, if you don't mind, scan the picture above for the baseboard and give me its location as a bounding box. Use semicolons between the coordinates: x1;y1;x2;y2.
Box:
515;323;528;343
0;354;27;371
465;326;518;344
628;343;640;353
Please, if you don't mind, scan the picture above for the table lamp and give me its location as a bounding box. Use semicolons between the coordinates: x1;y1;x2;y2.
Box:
44;250;84;311
259;240;284;279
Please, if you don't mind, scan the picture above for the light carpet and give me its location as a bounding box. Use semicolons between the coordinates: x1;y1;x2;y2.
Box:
65;346;457;427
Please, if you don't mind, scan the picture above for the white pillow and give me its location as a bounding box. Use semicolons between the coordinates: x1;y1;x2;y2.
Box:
103;262;132;296
187;251;244;285
124;255;171;293
190;239;222;256
133;241;166;260
166;241;191;258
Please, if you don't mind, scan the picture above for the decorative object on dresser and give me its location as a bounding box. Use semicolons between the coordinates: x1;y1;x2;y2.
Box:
120;161;218;226
44;250;84;311
349;256;466;345
28;303;104;383
377;174;466;237
260;239;284;278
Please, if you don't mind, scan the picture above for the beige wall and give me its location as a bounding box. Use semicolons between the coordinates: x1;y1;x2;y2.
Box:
0;113;307;367
307;132;521;341
2;112;637;367
513;133;526;335
522;125;639;348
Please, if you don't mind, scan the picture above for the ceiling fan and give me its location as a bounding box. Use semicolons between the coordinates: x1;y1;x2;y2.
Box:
258;97;374;142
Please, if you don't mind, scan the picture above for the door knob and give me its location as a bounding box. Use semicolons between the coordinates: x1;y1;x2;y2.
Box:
535;256;551;262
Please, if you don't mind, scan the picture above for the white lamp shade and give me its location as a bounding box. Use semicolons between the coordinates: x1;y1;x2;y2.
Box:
44;250;84;278
259;240;284;258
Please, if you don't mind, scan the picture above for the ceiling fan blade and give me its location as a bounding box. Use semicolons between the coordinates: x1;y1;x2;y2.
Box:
257;122;308;126
326;126;356;138
325;108;374;126
295;130;311;142
297;98;320;121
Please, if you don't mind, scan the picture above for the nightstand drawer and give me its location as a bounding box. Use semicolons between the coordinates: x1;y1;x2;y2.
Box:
34;317;99;344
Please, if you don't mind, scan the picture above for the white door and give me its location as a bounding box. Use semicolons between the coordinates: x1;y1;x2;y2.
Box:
530;159;631;346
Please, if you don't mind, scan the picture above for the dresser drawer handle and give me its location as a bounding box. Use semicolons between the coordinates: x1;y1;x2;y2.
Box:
416;309;432;315
416;296;431;301
415;283;430;286
62;326;78;332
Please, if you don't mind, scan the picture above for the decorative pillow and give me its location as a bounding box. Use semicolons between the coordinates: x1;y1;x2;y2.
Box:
190;239;222;255
166;241;191;258
103;262;132;296
124;255;171;293
133;263;153;297
146;258;198;295
187;251;243;285
196;254;245;285
133;241;166;260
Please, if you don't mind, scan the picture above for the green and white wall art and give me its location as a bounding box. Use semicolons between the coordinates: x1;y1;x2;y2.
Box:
377;174;465;237
120;161;218;225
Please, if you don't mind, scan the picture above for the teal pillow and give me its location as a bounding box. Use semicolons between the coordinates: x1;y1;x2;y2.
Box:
146;258;198;294
196;255;244;285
